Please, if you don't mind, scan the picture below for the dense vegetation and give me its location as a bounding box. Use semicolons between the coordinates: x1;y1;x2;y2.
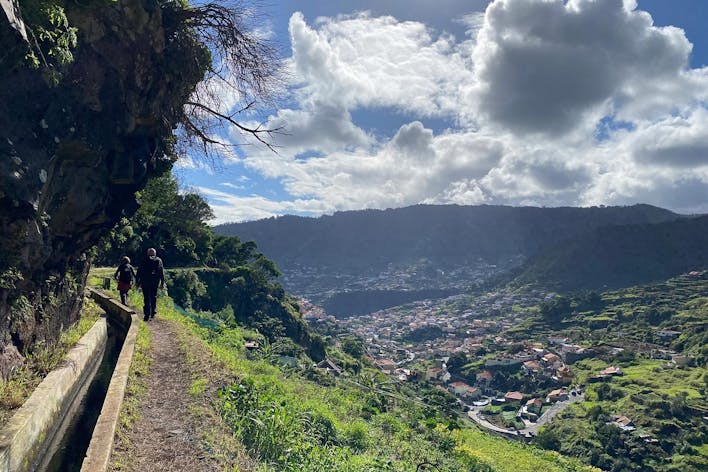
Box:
323;289;458;318
514;215;708;291
508;274;708;471
215;204;679;273
93;173;326;360
167;268;327;361
95;175;230;267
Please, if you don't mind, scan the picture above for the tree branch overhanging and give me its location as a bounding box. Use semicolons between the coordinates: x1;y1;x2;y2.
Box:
185;100;284;153
175;1;285;158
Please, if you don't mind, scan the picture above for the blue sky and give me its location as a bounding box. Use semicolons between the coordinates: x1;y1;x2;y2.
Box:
175;0;708;223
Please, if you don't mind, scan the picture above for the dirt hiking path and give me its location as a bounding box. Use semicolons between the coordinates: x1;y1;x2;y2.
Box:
109;318;223;472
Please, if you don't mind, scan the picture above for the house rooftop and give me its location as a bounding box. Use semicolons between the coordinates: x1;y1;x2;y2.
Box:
600;366;623;376
504;391;524;401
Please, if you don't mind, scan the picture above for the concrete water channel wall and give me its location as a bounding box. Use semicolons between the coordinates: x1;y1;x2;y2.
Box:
0;288;139;472
81;288;139;472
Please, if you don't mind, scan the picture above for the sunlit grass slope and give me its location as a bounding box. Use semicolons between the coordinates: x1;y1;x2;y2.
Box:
156;300;596;471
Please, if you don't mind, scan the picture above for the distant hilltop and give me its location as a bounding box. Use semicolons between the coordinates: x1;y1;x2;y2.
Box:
216;204;680;269
514;212;708;291
215;203;708;293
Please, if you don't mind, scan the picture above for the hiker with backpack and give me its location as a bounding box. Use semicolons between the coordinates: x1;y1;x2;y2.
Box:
114;256;136;305
136;247;165;321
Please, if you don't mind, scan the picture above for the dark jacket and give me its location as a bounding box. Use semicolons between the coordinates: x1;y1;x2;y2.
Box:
136;256;165;289
114;263;136;284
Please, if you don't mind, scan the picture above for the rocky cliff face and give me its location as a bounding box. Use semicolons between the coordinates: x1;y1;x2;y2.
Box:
0;0;207;368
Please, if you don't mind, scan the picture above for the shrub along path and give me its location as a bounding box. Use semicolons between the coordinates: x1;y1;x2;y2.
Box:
108;316;249;471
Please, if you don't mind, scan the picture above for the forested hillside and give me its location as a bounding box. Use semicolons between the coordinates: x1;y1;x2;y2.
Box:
216;204;679;274
514;214;708;291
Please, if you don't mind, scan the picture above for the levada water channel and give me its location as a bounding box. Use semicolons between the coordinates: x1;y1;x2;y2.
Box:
38;316;125;472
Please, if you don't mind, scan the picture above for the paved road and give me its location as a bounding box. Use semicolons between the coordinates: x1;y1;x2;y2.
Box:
467;392;585;437
467;409;518;436
520;392;585;435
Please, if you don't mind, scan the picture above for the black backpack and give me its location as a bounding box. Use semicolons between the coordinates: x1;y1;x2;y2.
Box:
118;264;133;283
142;257;162;282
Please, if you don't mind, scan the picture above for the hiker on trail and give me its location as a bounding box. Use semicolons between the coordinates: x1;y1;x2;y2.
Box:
114;256;136;305
136;248;165;321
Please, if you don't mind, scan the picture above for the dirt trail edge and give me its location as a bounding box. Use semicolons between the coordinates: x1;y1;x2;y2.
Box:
109;318;223;472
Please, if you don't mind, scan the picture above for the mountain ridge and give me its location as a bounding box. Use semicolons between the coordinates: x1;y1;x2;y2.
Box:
215;203;684;294
513;213;708;291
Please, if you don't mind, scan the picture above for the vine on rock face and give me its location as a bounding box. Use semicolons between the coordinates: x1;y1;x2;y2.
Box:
18;0;78;83
17;0;282;144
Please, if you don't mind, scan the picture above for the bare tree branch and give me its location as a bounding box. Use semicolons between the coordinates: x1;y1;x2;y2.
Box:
185;100;284;152
172;1;285;160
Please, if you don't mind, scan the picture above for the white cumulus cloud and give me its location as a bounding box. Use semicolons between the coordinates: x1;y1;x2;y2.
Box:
204;1;708;221
466;0;703;135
